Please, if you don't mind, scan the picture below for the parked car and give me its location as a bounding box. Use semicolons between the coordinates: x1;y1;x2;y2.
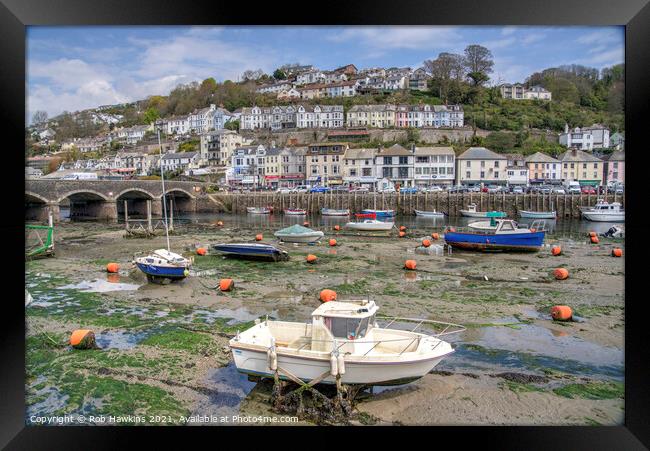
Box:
538;186;552;194
309;186;330;193
511;186;524;194
330;185;349;193
552;187;566;194
276;187;293;194
350;186;370;193
581;186;596;194
399;187;418;194
294;185;309;193
423;185;443;192
485;185;501;193
447;186;465;193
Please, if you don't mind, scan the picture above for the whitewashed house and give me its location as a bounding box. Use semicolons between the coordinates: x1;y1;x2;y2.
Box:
413;147;455;187
296;105;344;128
256;81;294;94
160;152;201;172
295;70;325;85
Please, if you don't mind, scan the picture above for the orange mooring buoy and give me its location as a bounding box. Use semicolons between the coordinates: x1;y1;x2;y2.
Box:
431;233;439;240
334;225;340;231
106;263;119;273
404;260;417;270
329;239;337;247
551;245;561;256
611;248;623;257
319;289;337;302
255;234;263;241
219;279;234;291
70;329;96;349
306;254;318;263
399;231;406;238
550;305;573;321
422;239;431;248
590;235;599;244
553;268;569;280
196;247;207;256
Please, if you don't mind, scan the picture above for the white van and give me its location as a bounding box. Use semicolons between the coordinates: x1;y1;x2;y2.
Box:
566;181;581;194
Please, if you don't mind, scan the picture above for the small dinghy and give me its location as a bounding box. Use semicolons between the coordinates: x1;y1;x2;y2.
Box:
321;208;350;216
345;219;394;231
274;224;324;243
212;243;289;261
134;249;191;282
362;209;395;218
445;219;547;252
284;208;307;216
247;206;273;214
459;203;506;218
518;210;557;219
414;209;445;217
230;299;465;386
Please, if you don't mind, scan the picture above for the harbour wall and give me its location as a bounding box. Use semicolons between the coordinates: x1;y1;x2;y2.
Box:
206;192;624;218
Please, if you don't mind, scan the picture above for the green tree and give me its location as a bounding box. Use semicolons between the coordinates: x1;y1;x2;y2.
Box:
273;69;287;80
225;119;239;131
463;45;494;86
143;107;160;124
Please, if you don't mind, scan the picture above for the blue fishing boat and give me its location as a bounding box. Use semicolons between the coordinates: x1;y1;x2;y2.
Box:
212;243;290;261
361;209;395;218
444;219;546;252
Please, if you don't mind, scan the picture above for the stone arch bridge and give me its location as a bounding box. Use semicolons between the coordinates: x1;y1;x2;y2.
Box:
25;180;211;222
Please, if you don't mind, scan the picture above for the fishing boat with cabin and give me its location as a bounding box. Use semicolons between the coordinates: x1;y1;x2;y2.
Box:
345;213;394;231
361;209;395;218
581;200;625;222
414;209;445;218
444;219;547;252
230;299;464;386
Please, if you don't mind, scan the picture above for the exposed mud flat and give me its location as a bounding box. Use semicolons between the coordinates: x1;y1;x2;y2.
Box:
25;218;624;425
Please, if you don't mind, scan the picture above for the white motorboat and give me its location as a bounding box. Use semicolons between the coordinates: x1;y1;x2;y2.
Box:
247;206;273;214
284;208;307;216
274;224;324;243
134;249;191;282
581;200;625;222
414;209;445;218
321;208;350;216
345;219;394;231
459;203;506;218
229;299;464;385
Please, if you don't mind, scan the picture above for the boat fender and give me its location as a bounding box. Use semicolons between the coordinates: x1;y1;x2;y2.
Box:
337;354;346;375
330;353;339;377
268;337;278;371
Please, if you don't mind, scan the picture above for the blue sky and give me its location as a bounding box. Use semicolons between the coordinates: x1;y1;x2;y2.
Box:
26;26;624;121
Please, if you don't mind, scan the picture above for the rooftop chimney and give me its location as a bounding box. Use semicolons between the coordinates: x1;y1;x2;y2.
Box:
411;143;416;153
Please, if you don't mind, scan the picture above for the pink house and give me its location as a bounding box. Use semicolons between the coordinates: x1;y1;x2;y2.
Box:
605;150;625;185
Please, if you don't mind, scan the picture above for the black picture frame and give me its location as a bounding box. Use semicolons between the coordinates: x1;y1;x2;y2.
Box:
3;0;648;447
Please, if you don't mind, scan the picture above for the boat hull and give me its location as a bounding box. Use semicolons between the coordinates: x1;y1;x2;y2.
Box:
274;232;324;243
284;210;307;215
230;346;451;385
345;222;394;231
444;231;545;252
247;207;271;214
362;209;395;218
582;212;625;222
518;210;557;219
414;209;445;217
135;262;188;279
459;210;506;218
212;244;289;261
321;208;350;216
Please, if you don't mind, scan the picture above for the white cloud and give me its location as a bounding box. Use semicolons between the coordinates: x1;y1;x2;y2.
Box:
501;26;517;36
577;29;622;45
327;26;461;51
521;33;545;45
576;47;624;66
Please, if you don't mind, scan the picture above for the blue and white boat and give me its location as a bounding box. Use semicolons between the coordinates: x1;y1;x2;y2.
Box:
212;243;290;261
135;130;192;283
135;249;191;281
444;219;546;252
361;209;395;218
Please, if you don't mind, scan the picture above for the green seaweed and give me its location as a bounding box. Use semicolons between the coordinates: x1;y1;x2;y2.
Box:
553;381;624;400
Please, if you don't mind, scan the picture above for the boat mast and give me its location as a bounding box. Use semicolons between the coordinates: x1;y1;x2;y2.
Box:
158;129;171;252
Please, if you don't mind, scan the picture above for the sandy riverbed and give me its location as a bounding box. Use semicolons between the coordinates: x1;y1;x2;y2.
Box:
25;218;624;425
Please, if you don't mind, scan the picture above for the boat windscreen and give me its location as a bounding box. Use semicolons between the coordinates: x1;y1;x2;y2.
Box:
326;316;372;340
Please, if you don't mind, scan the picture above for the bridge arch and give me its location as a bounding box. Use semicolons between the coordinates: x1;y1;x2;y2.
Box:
116;188;158;219
116;188;157;200
25;191;50;204
25;191;52;221
159;188;196;200
56;189;110;204
57;190;115;221
160;188;197;215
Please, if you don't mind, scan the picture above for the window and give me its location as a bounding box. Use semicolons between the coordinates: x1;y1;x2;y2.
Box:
494;161;500;168
570;163;575;169
583;163;587;169
333;165;339;174
594;163;598;169
494;171;499;178
399;156;409;165
326;316;372;339
613;162;618;168
481;161;485;168
384;156;392;165
594;172;598;178
362;168;372;176
466;171;471;178
480;171;485;178
415;167;422;175
383;167;392;177
398;167;409;178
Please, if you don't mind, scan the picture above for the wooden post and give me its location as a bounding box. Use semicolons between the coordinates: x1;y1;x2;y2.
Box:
124;200;129;230
146;200;152;233
169;196;174;232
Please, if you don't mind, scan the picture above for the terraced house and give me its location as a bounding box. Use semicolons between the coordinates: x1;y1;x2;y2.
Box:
346;104;397;128
557;148;603;187
525;152;561;184
342;148;377;188
455;147;508;186
306;142;348;186
413;147;455;187
296;105;344;128
240;105;297;130
395;104;464;128
374;144;415;188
